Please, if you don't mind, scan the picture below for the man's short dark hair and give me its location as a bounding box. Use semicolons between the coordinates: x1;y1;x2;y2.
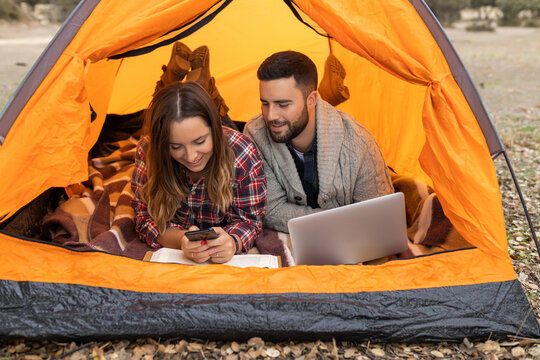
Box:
257;51;318;97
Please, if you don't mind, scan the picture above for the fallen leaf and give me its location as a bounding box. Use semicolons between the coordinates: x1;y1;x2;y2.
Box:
500;341;520;347
478;340;501;353
247;347;263;359
518;339;536;347
344;348;357;358
511;346;526;357
528;345;540;357
9;343;28;354
290;345;302;357
132;344;156;357
163;344;180;354
398;346;409;354
220;344;230;356
317;341;328;351
247;337;264;349
304;346;319;360
369;348;385;357
430;350;444;358
265;347;281;358
283;346;291;355
231;342;240;352
91;347;106;360
187;343;202;352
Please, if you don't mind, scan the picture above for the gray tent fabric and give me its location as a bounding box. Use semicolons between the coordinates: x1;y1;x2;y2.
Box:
0;277;538;341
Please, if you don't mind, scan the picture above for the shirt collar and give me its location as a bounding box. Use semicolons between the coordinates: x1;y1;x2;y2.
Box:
286;137;318;154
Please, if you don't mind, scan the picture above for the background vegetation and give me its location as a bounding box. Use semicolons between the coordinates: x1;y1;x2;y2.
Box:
424;0;540;27
0;0;78;21
2;0;540;27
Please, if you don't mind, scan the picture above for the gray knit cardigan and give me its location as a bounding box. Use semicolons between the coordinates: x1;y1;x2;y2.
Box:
244;98;394;233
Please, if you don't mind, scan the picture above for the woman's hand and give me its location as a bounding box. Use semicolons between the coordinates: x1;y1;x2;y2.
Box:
180;226;237;263
181;226;211;263
207;227;237;263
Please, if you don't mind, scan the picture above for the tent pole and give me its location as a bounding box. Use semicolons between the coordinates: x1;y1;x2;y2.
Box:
502;150;540;256
327;36;333;55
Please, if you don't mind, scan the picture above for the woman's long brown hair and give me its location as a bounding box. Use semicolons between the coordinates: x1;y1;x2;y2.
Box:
140;82;235;233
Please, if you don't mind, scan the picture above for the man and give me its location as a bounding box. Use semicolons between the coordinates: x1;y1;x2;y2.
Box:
244;50;393;233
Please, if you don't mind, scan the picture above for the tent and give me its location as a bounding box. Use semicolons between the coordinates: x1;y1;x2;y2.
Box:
0;0;539;341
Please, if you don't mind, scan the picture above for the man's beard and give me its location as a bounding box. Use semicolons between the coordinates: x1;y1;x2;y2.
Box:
267;104;309;143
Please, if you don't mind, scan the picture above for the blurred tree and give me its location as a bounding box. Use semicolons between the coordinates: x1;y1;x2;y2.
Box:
470;0;496;21
11;0;78;22
424;0;470;26
496;0;540;26
15;0;79;5
467;0;498;31
0;0;21;20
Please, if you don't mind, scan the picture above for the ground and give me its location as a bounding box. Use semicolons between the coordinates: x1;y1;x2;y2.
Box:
0;21;539;359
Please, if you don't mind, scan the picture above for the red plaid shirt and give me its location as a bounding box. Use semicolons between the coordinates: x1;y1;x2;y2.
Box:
131;127;267;253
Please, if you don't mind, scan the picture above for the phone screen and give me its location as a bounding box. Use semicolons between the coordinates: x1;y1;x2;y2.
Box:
185;228;218;241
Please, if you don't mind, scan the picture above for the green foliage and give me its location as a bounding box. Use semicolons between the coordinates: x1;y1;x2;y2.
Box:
424;0;469;26
471;0;496;8
15;0;79;6
0;0;21;20
496;0;540;26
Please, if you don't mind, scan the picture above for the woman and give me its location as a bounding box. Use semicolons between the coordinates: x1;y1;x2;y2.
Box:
131;82;266;263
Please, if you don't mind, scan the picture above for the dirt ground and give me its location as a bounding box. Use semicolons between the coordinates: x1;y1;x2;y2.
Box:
444;26;540;147
0;21;539;359
0;21;59;108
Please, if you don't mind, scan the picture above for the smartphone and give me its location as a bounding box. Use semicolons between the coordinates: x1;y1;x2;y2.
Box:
185;228;218;241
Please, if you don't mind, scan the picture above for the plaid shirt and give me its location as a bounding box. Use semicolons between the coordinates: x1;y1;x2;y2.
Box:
131;127;267;253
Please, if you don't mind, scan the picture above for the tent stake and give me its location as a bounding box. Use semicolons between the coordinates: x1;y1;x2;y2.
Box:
502;150;540;256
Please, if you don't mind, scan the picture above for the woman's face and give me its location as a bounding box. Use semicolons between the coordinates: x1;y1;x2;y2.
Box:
169;116;214;175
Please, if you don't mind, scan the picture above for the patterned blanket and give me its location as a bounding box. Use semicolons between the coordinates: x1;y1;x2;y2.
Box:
42;139;470;265
42;138;151;259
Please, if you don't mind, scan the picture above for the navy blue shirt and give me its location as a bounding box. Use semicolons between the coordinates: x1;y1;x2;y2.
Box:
286;140;320;208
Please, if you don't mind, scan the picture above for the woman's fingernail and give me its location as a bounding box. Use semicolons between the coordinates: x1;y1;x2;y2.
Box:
201;240;208;245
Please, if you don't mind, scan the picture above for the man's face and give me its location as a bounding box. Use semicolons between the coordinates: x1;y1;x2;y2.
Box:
259;77;309;143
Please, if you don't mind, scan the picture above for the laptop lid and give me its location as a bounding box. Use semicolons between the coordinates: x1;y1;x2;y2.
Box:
288;192;409;265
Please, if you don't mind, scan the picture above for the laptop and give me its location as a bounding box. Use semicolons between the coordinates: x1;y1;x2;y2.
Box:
288;192;409;265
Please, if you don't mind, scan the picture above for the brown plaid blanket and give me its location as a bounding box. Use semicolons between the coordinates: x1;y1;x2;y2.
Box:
254;171;471;266
42;138;151;259
42;139;470;265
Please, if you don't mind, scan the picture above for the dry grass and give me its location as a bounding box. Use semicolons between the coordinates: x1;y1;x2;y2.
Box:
0;23;539;359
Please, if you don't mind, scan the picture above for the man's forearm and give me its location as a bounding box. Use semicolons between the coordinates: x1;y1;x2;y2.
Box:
264;201;322;233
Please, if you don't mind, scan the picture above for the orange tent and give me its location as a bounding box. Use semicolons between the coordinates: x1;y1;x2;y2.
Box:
0;0;538;340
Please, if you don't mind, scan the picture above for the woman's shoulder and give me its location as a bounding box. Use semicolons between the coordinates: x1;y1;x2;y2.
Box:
223;126;258;152
223;126;263;170
134;136;150;158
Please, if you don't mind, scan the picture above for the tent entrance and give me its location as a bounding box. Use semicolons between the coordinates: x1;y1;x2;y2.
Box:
0;0;478;263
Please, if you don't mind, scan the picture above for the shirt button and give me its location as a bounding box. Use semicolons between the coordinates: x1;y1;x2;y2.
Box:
191;190;196;195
